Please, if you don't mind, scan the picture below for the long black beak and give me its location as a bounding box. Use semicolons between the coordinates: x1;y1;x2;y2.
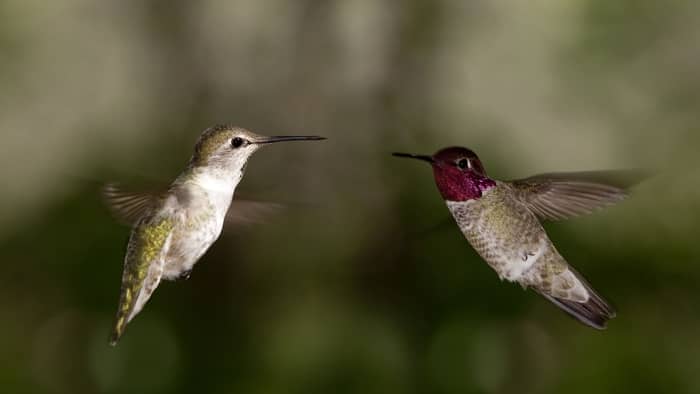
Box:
253;135;326;145
392;152;434;163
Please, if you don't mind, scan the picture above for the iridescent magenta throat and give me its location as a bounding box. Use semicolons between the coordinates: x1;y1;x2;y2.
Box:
432;165;496;201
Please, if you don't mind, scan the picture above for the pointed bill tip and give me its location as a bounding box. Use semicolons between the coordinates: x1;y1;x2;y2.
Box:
392;152;434;163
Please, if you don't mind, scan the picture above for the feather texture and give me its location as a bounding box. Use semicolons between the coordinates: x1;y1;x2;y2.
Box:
102;183;161;225
509;170;648;221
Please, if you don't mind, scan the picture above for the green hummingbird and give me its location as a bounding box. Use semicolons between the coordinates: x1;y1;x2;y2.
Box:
104;125;325;345
393;147;646;329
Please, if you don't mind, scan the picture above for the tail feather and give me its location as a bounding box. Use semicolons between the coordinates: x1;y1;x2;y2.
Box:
109;293;135;346
109;317;127;346
537;291;615;329
537;267;616;329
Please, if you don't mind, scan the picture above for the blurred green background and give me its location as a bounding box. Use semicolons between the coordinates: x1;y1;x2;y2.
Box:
2;1;700;393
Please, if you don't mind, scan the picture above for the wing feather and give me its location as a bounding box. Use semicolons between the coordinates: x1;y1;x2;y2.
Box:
509;170;648;221
102;183;161;225
225;200;285;225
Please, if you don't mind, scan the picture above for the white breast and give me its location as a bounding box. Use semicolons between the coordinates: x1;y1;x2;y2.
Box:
189;169;243;244
161;169;243;280
193;171;239;213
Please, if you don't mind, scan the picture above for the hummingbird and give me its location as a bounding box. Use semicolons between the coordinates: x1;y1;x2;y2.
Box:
393;147;646;329
104;125;325;345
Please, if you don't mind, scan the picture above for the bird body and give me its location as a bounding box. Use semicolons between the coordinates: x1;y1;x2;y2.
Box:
447;183;597;305
106;125;324;345
393;147;643;329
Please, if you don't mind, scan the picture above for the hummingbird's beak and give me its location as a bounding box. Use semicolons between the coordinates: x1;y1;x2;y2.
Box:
392;152;435;163
253;136;326;145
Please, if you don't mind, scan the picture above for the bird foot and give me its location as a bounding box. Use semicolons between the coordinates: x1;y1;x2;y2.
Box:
178;269;193;280
522;251;535;261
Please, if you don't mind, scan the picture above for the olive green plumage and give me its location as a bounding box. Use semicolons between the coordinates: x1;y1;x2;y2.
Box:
110;216;174;345
105;125;325;345
450;183;579;297
393;147;646;329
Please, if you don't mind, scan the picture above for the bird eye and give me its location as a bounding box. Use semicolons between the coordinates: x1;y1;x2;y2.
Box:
231;137;244;148
457;158;470;169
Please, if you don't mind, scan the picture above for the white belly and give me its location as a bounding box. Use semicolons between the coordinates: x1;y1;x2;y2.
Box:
161;169;241;280
161;214;224;280
500;238;546;281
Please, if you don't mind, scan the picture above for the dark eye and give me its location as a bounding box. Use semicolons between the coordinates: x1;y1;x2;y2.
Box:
457;159;469;169
231;137;244;148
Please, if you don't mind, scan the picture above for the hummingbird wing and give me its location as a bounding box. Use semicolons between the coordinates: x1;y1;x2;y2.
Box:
102;183;163;225
105;184;283;226
530;264;616;329
225;199;285;226
509;170;648;221
109;216;174;346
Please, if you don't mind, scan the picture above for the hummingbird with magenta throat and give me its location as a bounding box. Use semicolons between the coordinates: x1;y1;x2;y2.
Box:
393;147;645;329
104;125;325;345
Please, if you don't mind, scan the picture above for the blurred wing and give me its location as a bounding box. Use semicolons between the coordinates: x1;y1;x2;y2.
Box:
509;170;648;221
103;183;161;225
225;199;285;226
